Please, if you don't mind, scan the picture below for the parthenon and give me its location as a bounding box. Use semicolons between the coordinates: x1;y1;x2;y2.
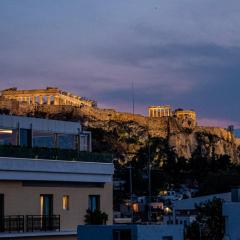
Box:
0;87;97;107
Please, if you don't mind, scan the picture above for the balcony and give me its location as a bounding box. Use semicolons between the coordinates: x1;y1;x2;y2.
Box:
26;215;60;232
0;145;112;163
0;215;24;233
0;215;60;233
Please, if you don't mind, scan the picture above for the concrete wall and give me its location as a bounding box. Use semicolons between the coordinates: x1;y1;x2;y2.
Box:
0;181;113;231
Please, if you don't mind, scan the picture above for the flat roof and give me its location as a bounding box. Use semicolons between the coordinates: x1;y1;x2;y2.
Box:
0;114;82;134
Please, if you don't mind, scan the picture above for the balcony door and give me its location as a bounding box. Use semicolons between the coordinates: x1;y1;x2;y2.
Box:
40;194;53;230
0;194;4;232
40;194;53;216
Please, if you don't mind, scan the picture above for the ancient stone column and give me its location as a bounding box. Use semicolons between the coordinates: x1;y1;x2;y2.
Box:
47;96;51;105
54;95;59;105
39;96;43;105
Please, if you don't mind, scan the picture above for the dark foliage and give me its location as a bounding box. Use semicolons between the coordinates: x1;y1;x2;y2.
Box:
84;209;108;225
186;198;224;240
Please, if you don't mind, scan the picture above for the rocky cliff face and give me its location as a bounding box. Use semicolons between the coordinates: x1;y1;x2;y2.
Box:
1;99;239;164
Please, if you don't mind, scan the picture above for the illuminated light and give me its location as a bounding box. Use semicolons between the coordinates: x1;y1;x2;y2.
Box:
132;203;139;213
40;195;44;215
165;207;172;214
63;195;69;210
0;129;13;134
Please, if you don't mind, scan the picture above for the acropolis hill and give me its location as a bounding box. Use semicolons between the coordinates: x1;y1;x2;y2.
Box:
0;87;240;164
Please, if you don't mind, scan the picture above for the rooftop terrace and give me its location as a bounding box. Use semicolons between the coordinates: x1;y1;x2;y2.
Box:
0;145;112;163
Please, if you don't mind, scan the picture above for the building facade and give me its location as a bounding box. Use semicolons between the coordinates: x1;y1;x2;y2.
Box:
171;192;231;226
223;187;240;240
0;87;97;107
0;115;113;240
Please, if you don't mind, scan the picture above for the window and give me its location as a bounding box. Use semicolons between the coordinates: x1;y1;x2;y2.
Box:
88;195;100;212
20;129;32;147
33;131;55;148
58;134;77;150
80;134;89;151
113;229;132;240
62;195;69;210
40;194;53;216
162;237;173;240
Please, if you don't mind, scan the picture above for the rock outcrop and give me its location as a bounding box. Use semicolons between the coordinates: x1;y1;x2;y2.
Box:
0;98;239;164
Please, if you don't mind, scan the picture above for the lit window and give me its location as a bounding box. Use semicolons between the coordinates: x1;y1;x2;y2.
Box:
63;195;69;210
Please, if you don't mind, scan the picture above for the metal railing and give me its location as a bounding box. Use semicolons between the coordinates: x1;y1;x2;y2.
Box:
0;145;113;163
0;215;24;233
26;215;60;232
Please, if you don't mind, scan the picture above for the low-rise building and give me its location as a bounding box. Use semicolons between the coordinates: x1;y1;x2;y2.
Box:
172;192;231;226
77;224;184;240
0;114;114;240
223;187;240;240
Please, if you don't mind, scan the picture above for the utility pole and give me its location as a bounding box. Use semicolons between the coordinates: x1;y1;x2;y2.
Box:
148;135;152;223
132;81;135;116
128;163;133;223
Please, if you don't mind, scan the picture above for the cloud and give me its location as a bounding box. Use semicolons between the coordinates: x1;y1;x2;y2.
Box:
0;0;240;125
199;118;240;129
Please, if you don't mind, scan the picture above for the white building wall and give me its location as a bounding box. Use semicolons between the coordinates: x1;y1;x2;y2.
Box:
137;225;184;240
223;202;240;240
0;157;114;183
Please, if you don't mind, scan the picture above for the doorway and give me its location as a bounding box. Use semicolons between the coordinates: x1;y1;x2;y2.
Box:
40;194;53;216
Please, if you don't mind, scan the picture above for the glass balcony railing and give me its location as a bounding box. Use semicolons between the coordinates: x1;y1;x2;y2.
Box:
0;145;113;163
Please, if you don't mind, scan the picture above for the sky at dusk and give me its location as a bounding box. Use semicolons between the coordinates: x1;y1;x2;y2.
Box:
0;0;240;127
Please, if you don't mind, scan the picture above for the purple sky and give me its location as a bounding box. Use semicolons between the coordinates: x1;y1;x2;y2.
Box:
0;0;240;127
